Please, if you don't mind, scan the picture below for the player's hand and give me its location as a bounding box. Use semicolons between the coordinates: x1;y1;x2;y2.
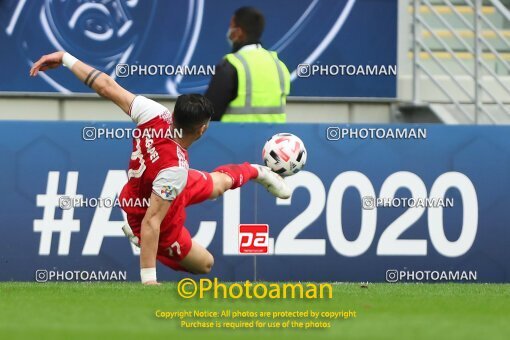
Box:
143;280;161;286
29;51;65;77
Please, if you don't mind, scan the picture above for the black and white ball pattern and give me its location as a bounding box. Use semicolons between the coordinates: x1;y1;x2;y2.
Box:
262;133;307;177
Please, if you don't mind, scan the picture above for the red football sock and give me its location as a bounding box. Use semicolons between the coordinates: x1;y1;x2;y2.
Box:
213;162;259;189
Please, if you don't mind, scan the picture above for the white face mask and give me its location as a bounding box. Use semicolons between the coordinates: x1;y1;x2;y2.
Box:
226;27;235;47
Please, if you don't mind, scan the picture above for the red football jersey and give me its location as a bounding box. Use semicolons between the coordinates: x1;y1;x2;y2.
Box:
119;96;189;216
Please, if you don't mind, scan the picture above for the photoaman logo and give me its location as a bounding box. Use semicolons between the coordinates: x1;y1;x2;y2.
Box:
177;278;333;299
239;224;269;254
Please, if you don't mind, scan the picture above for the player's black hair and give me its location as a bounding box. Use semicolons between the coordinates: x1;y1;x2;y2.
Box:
233;6;265;42
173;94;213;134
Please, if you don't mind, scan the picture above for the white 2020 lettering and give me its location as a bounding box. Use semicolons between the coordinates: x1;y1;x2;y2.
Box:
222;170;478;257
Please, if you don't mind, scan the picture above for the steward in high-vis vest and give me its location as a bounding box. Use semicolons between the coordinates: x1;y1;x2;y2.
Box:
205;6;291;123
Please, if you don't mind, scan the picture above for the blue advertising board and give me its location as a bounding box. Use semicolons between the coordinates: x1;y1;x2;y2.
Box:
0;122;509;283
0;0;397;97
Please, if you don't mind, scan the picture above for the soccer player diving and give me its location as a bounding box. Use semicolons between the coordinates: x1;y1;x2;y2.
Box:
30;51;290;285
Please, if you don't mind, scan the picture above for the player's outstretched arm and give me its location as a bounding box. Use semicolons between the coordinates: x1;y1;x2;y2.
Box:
29;51;135;114
139;192;172;285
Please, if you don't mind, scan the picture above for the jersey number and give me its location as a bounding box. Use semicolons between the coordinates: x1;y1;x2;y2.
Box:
168;241;182;257
128;138;146;179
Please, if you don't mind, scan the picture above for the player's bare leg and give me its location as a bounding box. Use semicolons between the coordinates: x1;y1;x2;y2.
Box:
179;240;214;274
210;162;291;199
209;172;233;198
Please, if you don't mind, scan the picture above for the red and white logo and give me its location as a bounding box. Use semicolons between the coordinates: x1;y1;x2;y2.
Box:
238;224;269;254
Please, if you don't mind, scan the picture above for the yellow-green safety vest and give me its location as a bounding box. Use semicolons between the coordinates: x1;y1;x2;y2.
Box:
221;47;290;123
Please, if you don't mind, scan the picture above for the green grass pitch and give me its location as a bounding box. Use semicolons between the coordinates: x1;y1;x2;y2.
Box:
0;282;508;340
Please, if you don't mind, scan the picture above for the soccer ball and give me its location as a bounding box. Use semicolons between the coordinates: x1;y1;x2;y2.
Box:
262;133;307;176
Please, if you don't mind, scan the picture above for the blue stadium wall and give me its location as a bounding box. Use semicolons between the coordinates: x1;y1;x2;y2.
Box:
0;0;397;97
0;122;509;283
